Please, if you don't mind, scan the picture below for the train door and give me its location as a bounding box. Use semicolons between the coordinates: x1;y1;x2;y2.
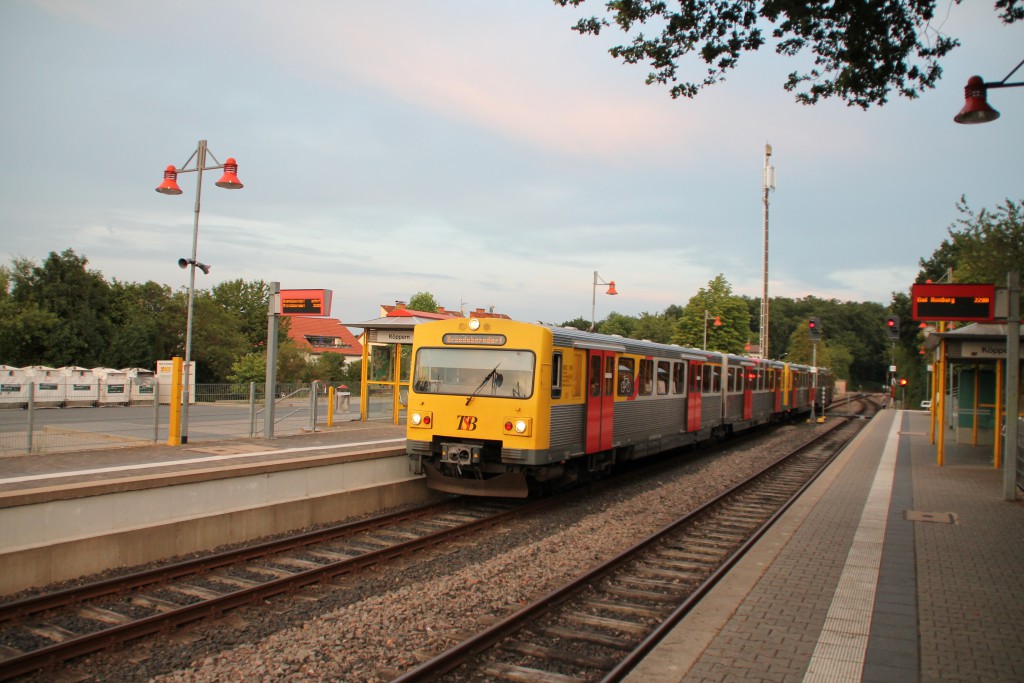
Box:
743;367;753;420
585;350;614;453
773;368;782;412
782;365;792;409
687;360;703;432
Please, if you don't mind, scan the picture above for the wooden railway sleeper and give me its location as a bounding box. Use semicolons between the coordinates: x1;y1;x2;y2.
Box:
562;611;649;635
539;624;634;650
501;640;617;669
481;662;584;683
581;599;664;619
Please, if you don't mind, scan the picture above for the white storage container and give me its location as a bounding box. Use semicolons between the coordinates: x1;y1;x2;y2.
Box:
93;368;130;406
60;366;100;407
24;365;65;407
122;367;157;405
0;365;28;408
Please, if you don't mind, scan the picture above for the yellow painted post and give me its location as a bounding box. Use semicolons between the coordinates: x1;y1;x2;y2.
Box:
360;336;370;422
392;343;402;425
936;334;945;467
972;364;980;446
327;385;335;427
167;356;183;446
994;359;1003;468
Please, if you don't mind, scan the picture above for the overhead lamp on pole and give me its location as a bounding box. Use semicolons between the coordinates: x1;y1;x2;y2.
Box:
954;58;1024;124
703;310;722;350
590;271;618;332
156;139;244;444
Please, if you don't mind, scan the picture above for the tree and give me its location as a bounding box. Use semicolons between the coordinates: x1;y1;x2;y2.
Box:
407;291;439;313
785;324;832;369
556;1;1021;108
599;311;637;337
631;310;676;344
310;353;348;384
6;249;113;367
672;275;750;353
186;292;250;382
105;280;178;369
560;316;592;331
212;279;273;350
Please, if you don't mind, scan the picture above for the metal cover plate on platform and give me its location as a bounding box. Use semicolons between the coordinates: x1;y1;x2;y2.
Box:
905;510;959;524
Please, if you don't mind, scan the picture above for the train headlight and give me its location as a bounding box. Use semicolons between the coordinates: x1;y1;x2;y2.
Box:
410;411;432;429
502;417;532;437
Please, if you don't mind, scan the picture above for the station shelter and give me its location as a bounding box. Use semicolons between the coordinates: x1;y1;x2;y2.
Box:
923;322;1024;482
348;308;460;424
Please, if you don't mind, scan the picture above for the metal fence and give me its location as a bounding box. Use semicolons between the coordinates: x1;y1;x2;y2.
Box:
0;381;369;456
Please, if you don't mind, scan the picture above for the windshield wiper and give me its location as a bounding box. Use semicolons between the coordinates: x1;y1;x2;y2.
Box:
465;364;500;406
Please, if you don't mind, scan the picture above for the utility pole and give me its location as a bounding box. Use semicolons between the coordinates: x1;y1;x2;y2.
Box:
761;143;775;359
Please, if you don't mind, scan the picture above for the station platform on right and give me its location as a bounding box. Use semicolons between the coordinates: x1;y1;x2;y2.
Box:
627;408;1024;683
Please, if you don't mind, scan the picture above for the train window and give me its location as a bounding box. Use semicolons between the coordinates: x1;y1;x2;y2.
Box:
726;368;734;393
638;359;653;396
672;362;685;394
551;351;562;400
656;361;670;395
604;357;615;396
589;356;602;396
617;358;635;396
703;365;721;393
413;347;536;399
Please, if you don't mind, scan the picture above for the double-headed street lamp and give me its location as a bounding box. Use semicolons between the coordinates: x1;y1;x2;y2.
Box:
156;139;243;444
591;271;618;332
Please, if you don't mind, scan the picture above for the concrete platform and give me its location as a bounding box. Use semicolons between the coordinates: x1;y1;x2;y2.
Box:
0;422;431;596
626;409;1024;682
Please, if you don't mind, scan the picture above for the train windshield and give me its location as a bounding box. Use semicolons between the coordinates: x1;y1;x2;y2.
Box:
412;348;535;399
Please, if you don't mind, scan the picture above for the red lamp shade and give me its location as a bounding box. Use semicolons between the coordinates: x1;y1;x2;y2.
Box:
215;158;244;189
606;281;618;296
954;76;1000;124
155;165;183;195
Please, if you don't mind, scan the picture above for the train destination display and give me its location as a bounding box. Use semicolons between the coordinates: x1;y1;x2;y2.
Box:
280;289;333;316
911;283;995;322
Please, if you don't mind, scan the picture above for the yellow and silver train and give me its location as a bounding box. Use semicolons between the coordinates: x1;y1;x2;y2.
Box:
406;317;833;497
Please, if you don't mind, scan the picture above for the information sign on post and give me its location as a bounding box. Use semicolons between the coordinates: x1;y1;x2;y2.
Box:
911;283;995;322
280;289;332;317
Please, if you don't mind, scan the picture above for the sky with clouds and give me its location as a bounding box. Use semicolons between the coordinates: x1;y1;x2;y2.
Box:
0;1;1020;329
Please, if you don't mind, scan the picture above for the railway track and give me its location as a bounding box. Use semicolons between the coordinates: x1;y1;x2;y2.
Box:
0;398;874;681
0;498;534;680
392;413;871;682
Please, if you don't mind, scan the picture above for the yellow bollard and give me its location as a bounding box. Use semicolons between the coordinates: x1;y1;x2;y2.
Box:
167;356;183;446
327;386;335;427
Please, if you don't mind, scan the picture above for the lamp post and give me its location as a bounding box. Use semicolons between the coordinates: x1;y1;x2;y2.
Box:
156;139;243;444
954;58;1024;124
590;271;618;332
703;310;722;350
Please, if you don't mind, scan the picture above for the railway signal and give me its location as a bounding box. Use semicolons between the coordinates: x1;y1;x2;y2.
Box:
886;315;900;339
808;317;821;341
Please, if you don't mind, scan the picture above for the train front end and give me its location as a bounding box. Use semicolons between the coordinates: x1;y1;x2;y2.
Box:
405;317;552;498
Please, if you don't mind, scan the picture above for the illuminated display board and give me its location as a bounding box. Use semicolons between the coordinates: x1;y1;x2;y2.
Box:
911;283;995;322
280;289;332;317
